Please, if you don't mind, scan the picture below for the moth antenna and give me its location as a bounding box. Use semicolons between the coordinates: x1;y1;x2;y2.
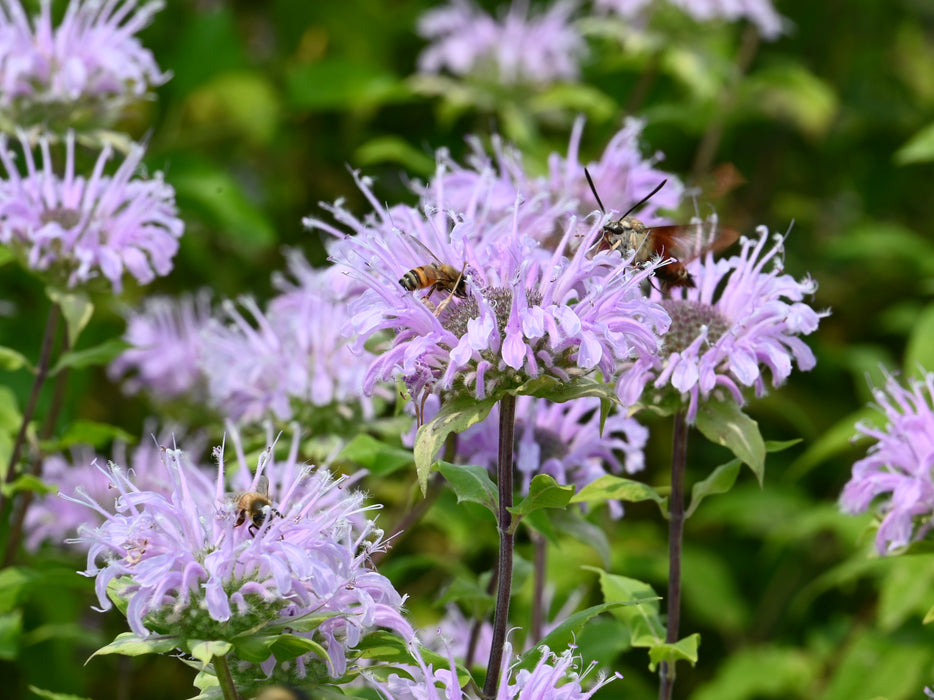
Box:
584;167;607;214
620;179;667;219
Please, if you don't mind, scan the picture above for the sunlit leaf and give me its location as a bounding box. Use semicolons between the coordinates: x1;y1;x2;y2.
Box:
45;288;93;349
647;634;701;672
28;687;92;700
187;640;233;665
89;632;181;661
338;433;413;476
0;346;30;372
414;396;496;493
895;121;934;165
695;400;765;484
509;474;574;518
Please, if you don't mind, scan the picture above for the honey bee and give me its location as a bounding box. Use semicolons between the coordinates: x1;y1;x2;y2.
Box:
584;168;738;289
398;234;468;315
232;475;281;536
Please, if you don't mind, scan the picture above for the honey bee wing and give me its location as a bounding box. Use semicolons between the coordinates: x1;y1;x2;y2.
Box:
255;474;270;498
399;232;445;266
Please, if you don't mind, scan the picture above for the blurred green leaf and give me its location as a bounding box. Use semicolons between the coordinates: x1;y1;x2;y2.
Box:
0;568;38;613
0;609;22;660
50;339;130;375
509;474;574;518
821;634;930;700
170;162;277;253
355;136;436;176
546;508;612;568
785;406;878;480
878;554;934;631
185;71;280;145
0;245;13;267
691;646;814;700
438;462;497;516
338;433;413;476
695;400;765;484
89;632;182;660
0;346;30;372
414;396;496;492
286;59;406;110
742;63;838;138
895;121;934;165
47;420;135;451
530;83;617;122
45;288;92;349
28;687;92;700
1;474;56;498
905;302;934;377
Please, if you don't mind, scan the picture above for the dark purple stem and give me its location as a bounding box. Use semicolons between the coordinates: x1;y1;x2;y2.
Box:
482;393;516;698
659;410;688;700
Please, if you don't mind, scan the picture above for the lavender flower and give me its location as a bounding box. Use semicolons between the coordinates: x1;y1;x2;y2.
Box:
0;0;169;129
616;229;824;422
368;637;620;699
595;0;784;39
109;291;213;399
459;395;647;517
417;0;586;86
313;166;669;412
0;131;183;292
24;422;207;551
840;369;934;554
67;431;410;683
199;251;382;425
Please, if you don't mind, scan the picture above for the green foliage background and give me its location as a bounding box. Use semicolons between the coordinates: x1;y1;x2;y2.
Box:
2;0;934;698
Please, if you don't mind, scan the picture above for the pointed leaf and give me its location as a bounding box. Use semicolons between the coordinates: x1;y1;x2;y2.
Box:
647;633;701;672
269;633;329;663
685;459;741;518
0;609;22;660
231;635;276;664
51;339;131;375
517;374;619;404
1;474;56;498
187;640;233;665
513;602;625;673
584;566;665;645
509;474;574;517
414;396;496;493
0;346;30;372
695;400;766;484
571;475;666;516
28;687;93;700
88;632;181;661
438;462;497;516
338;434;412;476
895;121;934;165
46;288;93;348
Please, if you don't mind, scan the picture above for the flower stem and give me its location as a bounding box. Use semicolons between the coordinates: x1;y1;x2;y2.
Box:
0;303;61;517
659;410;688;700
213;653;241;700
482;393;517;699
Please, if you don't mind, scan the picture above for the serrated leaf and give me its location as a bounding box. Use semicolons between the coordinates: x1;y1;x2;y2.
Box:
28;687;93;700
895;121;934;165
647;634;701;672
46;288;93;348
414;397;496;493
685;459;741;518
509;474;574;517
88;632;181;661
51;339;131;375
695;400;766;484
1;474;56;498
187;640;233;665
571;475;666;514
0;346;30;372
438;462;497;516
337;434;412;476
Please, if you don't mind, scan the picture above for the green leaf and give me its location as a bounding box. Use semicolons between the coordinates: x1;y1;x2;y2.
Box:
187;640;233;665
413;396;496;493
509;474;574;518
355;631;472;687
904;302;934;378
742;63;838;138
438;462;497;516
647;634;701;672
269;634;329;663
923;603;934;624
584;567;665;649
46;288;93;349
547;508;612;568
338;434;413;476
231;635;275;664
516;374;619;405
0;346;30;372
28;687;93;700
51;339;131;375
685;459;741;518
689;646;814;700
0;567;38;613
895;121;934;165
0;245;13;267
1;474;56;498
286;58;406;110
695;400;766;484
48;420;135;451
571;475;666;514
355;136;435;176
0;609;22;660
514;602;625;673
265;610;338;634
88;632;181;661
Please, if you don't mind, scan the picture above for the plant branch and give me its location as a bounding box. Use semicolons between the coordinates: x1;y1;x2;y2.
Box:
659;410;688;700
482;393;517;699
213;653;241;700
